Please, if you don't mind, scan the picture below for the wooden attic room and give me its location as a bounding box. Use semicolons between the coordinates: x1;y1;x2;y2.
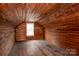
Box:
0;3;79;56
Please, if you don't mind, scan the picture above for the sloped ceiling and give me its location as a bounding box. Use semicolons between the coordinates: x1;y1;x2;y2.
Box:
0;3;79;29
38;4;79;29
0;3;57;27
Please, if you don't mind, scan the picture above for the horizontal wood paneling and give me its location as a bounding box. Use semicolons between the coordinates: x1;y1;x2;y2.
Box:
16;23;26;41
0;25;15;55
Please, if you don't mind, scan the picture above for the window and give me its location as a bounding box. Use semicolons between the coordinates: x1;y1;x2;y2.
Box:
26;23;34;36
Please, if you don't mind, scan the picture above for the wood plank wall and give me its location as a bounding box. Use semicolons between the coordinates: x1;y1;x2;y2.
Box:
0;24;15;55
16;23;26;41
45;28;79;55
15;22;45;41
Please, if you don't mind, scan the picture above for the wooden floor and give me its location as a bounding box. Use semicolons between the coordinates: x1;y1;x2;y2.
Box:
8;40;74;56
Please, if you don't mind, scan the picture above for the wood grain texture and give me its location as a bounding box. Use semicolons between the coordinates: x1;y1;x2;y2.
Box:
0;3;79;56
9;40;76;56
16;23;26;41
16;22;44;41
38;4;79;29
0;3;57;27
26;22;45;40
0;25;15;56
45;28;79;55
0;3;79;28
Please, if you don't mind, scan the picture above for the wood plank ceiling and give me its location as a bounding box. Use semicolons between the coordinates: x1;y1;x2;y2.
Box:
38;4;79;30
0;3;79;29
0;3;57;27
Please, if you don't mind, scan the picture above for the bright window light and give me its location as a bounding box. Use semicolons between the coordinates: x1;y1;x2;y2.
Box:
26;23;34;36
